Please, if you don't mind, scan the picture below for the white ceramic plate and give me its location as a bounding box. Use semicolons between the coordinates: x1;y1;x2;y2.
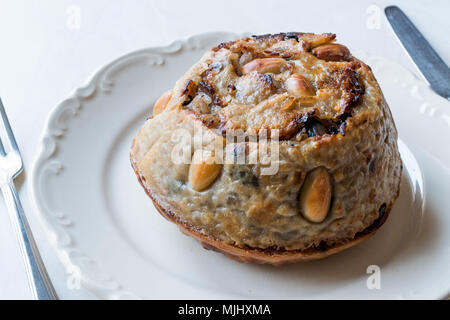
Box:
30;32;450;299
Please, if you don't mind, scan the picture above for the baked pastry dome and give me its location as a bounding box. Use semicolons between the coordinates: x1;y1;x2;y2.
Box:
130;33;402;265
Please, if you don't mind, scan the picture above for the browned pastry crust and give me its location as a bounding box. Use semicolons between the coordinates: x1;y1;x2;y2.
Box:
130;32;402;264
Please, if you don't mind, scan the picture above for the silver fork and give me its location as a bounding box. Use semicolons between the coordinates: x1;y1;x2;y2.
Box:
0;98;57;300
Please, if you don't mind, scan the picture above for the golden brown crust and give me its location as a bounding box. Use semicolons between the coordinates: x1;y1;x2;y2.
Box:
174;33;364;140
131;156;399;265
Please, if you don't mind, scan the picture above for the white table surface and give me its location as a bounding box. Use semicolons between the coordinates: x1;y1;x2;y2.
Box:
0;0;448;300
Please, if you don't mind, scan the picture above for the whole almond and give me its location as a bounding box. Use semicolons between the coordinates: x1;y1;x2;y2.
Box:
153;89;173;115
286;74;315;96
299;167;332;223
312;44;351;62
189;150;222;191
242;58;286;74
304;33;336;49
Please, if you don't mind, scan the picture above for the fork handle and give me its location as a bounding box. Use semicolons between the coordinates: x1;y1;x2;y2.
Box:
1;181;58;300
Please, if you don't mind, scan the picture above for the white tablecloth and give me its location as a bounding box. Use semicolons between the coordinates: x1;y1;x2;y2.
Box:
0;0;448;299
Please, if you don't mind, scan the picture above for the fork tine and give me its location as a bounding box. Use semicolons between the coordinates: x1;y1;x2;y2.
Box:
0;98;20;155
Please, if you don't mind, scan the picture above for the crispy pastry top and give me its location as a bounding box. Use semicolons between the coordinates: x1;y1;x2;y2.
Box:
164;32;380;141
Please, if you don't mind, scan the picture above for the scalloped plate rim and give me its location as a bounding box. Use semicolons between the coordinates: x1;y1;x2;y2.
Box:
28;31;450;300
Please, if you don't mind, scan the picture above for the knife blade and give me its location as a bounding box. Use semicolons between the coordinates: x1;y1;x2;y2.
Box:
385;5;450;100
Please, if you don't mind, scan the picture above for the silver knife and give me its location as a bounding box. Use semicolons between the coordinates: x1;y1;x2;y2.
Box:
385;5;450;100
